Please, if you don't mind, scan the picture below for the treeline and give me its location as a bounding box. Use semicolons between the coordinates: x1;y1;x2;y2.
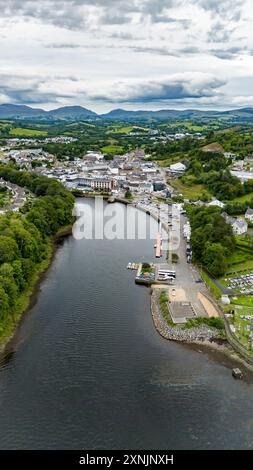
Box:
187;150;253;201
226;199;253;216
188;206;236;277
0;167;74;338
146;137;200;162
215;128;253;157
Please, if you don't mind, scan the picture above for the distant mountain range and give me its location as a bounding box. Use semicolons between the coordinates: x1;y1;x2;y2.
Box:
0;104;97;120
100;107;253;121
1;103;253;122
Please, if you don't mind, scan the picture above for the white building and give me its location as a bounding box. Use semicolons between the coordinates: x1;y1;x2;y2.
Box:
224;152;237;159
169;162;187;176
231;170;253;182
223;213;248;235
139;182;154;193
208;198;225;209
231;218;248;235
72;176;114;192
245;208;253;224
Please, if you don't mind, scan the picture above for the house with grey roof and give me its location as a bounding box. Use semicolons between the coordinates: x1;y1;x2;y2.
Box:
231;218;248;235
245;208;253;224
222;213;248;235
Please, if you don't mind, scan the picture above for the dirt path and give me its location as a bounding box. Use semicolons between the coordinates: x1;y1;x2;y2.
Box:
198;292;219;317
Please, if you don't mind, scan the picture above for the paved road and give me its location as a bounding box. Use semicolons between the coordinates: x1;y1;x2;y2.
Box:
134;198;221;322
155;213;216;322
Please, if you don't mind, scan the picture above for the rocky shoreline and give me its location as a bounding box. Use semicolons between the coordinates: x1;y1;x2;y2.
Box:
151;289;222;344
150;288;253;373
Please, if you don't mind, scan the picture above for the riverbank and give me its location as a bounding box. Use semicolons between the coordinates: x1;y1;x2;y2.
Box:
151;288;253;373
0;224;73;356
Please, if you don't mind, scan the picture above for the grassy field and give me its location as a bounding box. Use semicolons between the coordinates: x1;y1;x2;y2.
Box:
225;240;253;274
227;249;250;266
101;144;124;155
232;296;253;307
218;241;253;293
201;269;223;300
67;122;95;128
107;125;148;134
202;142;224;153
0;121;13;127
170;179;211;200
159;121;220;132
230;192;253;203
159;290;174;326
183;123;209;132
232;305;253;353
10;128;48;137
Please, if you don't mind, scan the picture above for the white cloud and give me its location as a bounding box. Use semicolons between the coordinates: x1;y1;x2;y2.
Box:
0;0;252;110
87;73;226;102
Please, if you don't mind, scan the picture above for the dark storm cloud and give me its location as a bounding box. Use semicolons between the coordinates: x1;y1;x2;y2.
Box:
89;75;226;103
0;73;74;104
0;72;225;106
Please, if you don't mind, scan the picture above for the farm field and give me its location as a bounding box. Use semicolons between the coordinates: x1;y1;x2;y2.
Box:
201;142;225;152
10;127;48;136
101;144;124;155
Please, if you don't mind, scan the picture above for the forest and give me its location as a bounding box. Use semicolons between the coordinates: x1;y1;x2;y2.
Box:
187;205;236;277
0;166;74;341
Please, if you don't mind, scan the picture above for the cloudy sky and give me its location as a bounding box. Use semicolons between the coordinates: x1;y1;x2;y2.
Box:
0;0;253;112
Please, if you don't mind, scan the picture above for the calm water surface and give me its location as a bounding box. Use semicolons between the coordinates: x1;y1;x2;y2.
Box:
0;199;253;450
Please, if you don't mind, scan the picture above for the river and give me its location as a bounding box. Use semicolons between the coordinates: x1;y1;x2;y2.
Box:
0;199;253;450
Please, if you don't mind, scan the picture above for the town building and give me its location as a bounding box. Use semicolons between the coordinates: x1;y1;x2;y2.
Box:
168;162;187;177
208;198;225;208
245;208;253;224
223;213;248;235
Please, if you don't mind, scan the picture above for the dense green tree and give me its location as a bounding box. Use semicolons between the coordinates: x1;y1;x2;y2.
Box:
0;166;75;338
0;286;10;321
0;236;18;264
188;206;235;277
203;243;228;277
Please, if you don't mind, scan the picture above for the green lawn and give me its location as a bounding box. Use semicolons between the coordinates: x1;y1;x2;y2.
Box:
224;241;253;274
184;123;208;132
101;144;124;155
159;290;174;326
231;296;253;307
170;179;211;200
232;305;253;353
230;192;253;203
227;249;250;266
201;269;223;299
10;128;48;137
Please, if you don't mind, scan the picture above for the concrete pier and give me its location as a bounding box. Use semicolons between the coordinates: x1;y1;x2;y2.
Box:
156;232;162;258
